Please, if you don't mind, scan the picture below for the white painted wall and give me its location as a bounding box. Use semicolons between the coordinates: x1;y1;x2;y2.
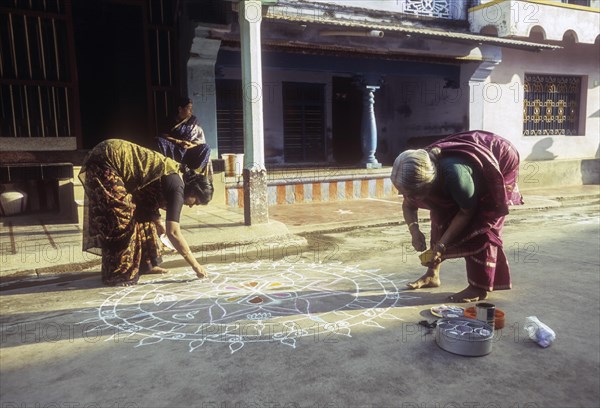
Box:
470;0;600;43
287;0;469;19
481;43;600;160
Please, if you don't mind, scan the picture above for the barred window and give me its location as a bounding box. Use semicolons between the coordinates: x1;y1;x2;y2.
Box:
523;74;582;136
0;0;78;139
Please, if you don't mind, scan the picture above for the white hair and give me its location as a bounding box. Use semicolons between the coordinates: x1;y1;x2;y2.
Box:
390;149;438;193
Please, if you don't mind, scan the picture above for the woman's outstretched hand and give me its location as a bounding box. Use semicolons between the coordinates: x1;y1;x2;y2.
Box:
410;228;427;252
192;264;207;279
165;221;206;278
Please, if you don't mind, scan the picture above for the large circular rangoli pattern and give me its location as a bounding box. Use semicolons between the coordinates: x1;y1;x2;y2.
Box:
78;261;418;353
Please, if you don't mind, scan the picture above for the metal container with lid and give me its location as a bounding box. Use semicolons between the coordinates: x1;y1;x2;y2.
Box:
436;317;494;356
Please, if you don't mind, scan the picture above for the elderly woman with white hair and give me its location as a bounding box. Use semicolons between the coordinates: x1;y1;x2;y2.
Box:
391;130;523;302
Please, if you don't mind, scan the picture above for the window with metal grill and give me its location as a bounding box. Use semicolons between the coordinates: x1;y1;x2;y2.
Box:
523;74;582;136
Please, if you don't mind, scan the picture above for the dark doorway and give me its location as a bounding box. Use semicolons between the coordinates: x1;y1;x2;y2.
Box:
332;77;363;165
73;0;149;149
282;82;326;163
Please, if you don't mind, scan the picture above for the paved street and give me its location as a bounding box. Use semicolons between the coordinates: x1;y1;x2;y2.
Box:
1;202;599;408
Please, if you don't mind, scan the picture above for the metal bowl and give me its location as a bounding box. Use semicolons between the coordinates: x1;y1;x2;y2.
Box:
436;317;494;357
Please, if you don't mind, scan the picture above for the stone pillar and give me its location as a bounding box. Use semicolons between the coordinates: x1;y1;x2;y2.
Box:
358;79;382;169
188;33;221;159
239;0;268;225
467;45;502;130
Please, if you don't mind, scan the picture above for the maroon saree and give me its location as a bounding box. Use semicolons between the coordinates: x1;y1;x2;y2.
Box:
407;130;524;291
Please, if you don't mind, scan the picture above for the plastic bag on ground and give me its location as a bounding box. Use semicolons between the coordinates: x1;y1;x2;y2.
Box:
524;316;556;348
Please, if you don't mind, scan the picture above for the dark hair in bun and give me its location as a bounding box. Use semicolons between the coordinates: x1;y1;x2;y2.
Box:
182;167;214;205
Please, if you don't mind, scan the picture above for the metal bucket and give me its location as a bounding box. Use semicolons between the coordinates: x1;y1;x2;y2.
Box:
436;317;494;357
222;153;244;177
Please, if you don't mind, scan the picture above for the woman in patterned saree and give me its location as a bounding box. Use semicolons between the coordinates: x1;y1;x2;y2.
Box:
79;139;214;286
391;130;524;302
156;97;211;172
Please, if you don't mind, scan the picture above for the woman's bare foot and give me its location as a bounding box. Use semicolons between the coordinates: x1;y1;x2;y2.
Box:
406;273;441;289
448;285;488;303
148;266;169;275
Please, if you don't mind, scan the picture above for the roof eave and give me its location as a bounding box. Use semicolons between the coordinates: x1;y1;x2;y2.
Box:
263;12;562;52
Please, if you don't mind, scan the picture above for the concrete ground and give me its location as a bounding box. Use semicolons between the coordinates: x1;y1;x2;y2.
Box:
0;185;599;408
1;185;598;280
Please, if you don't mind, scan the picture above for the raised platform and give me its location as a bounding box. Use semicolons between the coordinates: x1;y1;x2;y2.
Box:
223;158;600;208
223;167;398;208
8;158;600;215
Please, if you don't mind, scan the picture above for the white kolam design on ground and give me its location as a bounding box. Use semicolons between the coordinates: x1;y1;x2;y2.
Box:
77;260;419;353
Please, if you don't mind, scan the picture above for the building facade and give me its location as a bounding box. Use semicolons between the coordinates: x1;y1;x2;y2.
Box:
1;0;598;214
469;0;600;160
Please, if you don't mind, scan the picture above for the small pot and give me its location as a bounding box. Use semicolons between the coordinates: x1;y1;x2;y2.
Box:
464;306;505;330
436;317;494;357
